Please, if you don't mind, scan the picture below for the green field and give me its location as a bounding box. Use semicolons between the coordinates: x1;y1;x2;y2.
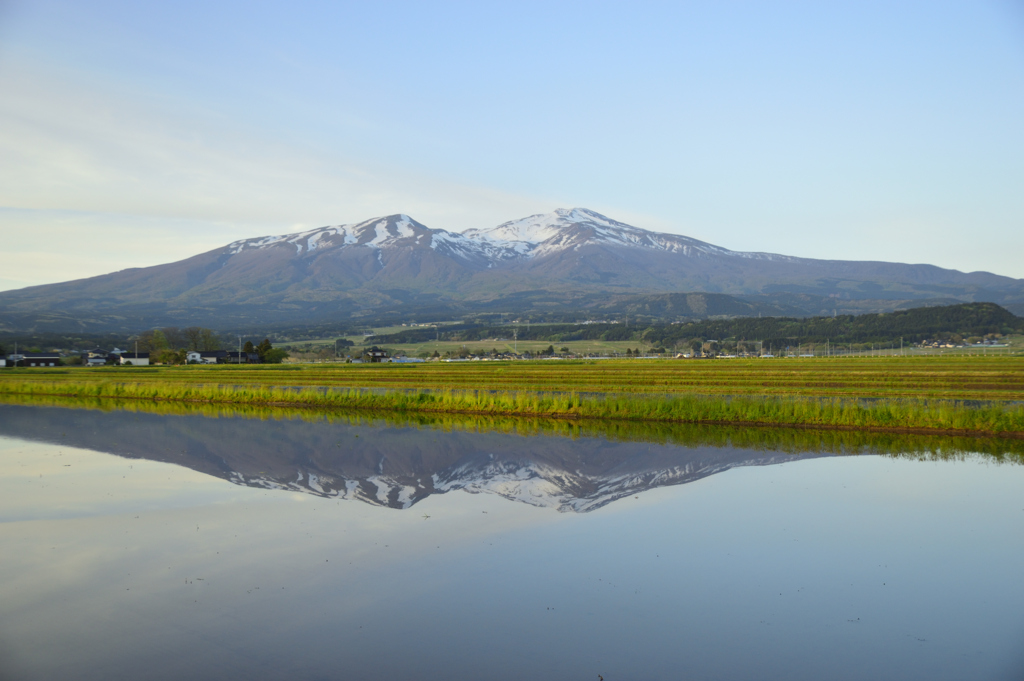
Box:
1;356;1023;435
3;356;1021;400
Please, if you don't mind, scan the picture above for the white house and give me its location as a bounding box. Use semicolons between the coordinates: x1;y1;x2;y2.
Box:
186;350;226;364
119;352;150;366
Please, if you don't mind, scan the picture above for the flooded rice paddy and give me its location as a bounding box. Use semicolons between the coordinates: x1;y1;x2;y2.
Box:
1;402;1022;680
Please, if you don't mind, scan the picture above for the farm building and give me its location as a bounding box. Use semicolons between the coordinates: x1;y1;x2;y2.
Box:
118;352;150;366
226;351;261;364
6;352;61;367
186;350;228;364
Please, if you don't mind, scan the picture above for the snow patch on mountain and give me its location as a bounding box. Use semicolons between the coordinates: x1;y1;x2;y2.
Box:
226;214;427;256
224;208;797;265
228;225;343;255
464;211;569;244
304;229;337;252
223;448;819;514
462;207;761;260
433;461;571;509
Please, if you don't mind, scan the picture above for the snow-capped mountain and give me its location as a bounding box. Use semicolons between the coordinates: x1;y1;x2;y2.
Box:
2;207;1022;331
223;448;811;513
223;207;788;264
227;214;431;256
425;451;804;513
0;404;1002;515
463;207;788;261
0;403;829;514
225;213;522;265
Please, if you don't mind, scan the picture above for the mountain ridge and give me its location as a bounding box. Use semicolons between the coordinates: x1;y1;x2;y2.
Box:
2;207;1021;332
0;403;827;514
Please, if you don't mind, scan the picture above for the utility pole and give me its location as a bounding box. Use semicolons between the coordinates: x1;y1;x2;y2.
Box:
238;336;242;364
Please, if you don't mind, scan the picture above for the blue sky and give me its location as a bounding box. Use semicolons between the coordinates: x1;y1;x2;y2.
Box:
1;0;1022;290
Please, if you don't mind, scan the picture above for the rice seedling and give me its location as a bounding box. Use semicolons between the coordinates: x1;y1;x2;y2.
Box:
1;366;1022;437
2;356;1021;400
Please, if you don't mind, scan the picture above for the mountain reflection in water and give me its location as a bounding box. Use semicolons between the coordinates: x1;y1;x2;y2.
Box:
0;400;1020;513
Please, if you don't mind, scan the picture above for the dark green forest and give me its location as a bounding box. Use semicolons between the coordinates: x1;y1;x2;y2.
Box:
2;303;1020;353
368;303;1022;349
640;302;1022;348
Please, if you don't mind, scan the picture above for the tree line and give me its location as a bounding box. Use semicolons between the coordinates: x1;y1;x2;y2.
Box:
640;302;1023;350
134;327;287;364
367;302;1022;350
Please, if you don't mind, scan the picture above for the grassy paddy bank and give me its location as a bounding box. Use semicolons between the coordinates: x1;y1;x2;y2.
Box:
1;356;1023;436
3;392;1022;461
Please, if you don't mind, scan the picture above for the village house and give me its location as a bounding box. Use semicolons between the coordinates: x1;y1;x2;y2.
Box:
6;352;61;367
364;348;390;363
118;352;150;366
186;350;228;364
81;349;111;366
226;351;261;364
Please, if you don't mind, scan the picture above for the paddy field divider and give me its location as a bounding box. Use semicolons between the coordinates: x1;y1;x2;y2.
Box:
1;378;1022;438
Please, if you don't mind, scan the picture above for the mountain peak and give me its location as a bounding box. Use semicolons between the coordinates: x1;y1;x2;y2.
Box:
462;207;623;245
225;213;436;256
552;206;596;218
460;207;725;261
553;207;614;222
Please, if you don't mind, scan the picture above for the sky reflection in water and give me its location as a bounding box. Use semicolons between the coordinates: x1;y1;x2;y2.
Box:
0;403;1022;681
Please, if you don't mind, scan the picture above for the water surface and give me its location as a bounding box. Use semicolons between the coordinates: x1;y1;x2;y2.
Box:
0;402;1022;680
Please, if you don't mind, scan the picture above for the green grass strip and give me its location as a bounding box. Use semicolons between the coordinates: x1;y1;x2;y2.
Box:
1;379;1022;436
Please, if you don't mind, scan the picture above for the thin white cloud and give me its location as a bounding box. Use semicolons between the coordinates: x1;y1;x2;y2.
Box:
0;60;564;288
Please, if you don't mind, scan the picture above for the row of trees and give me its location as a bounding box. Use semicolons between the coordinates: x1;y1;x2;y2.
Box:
242;339;288;364
364;303;1023;349
642;303;1023;349
131;328;287;364
136;327;221;353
